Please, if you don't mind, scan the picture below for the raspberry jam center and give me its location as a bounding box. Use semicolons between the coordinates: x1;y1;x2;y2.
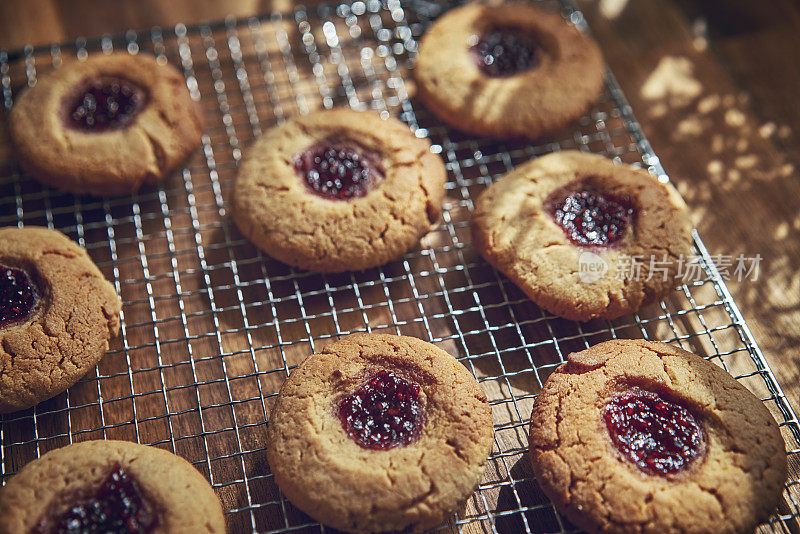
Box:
36;464;158;534
548;189;635;246
473;28;540;77
0;263;38;328
604;387;704;476
67;77;145;132
294;141;383;200
338;369;426;450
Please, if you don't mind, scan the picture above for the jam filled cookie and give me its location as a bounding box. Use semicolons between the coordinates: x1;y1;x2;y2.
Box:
0;440;225;534
472;151;692;321
232;109;446;272
9;52;202;196
415;3;604;139
0;227;121;413
529;339;787;534
266;334;494;533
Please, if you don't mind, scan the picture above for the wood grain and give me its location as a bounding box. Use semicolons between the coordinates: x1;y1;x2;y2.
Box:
0;0;798;532
576;0;800;411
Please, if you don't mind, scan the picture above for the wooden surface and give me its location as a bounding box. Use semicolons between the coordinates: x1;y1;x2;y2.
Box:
0;0;799;530
575;0;800;413
6;0;796;406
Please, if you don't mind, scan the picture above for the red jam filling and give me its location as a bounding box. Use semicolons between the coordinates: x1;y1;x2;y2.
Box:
66;77;146;132
0;263;38;328
547;189;635;247
472;28;540;77
338;369;426;450
293;141;384;200
604;387;704;476
35;464;158;534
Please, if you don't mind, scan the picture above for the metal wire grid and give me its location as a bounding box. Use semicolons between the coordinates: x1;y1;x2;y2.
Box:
0;0;799;532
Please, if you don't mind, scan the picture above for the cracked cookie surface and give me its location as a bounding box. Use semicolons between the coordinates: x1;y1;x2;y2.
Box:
9;52;202;196
0;226;121;413
528;339;787;534
472;151;693;321
415;3;604;139
232;109;446;272
265;333;494;533
0;440;225;534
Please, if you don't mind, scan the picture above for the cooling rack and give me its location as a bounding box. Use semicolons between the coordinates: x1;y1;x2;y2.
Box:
1;0;799;532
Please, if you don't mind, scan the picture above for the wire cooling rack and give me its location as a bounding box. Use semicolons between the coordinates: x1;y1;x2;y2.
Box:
1;0;799;532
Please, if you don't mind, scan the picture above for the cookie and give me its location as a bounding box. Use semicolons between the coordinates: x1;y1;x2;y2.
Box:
9;52;202;196
0;439;225;533
472;151;693;321
528;339;787;534
0;226;121;413
232;109;446;272
265;333;494;533
415;3;604;139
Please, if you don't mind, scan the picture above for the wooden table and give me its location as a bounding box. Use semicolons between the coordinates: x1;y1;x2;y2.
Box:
1;0;799;531
4;0;797;405
577;0;800;410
